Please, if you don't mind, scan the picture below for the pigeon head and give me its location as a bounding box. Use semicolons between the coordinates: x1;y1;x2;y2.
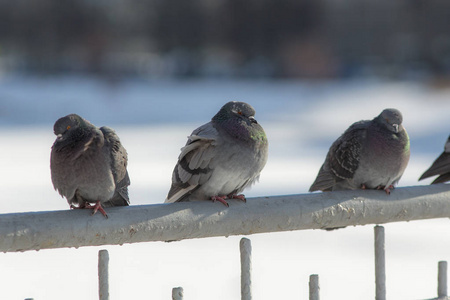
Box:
377;108;403;133
212;101;267;144
53;114;87;140
212;101;258;124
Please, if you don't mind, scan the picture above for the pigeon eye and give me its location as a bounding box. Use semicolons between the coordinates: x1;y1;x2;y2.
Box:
66;125;71;130
238;111;242;115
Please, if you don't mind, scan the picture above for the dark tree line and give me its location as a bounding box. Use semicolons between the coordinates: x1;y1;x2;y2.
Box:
1;0;450;78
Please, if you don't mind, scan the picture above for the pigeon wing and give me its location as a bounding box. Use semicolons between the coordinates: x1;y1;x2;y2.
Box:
100;126;130;206
166;122;218;203
310;121;367;191
419;151;450;183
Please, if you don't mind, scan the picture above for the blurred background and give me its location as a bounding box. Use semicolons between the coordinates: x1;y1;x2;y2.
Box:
1;0;450;81
1;1;450;300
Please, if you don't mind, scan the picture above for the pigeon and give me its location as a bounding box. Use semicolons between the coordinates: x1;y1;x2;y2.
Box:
419;135;450;184
309;108;410;194
50;114;130;218
165;101;268;206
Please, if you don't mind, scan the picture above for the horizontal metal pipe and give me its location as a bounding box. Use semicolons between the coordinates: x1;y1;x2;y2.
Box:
0;184;449;252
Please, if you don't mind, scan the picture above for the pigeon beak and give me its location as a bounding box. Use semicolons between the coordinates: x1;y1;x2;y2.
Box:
249;116;258;124
56;134;63;139
392;124;399;133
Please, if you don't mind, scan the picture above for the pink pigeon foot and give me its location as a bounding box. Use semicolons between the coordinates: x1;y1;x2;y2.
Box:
70;203;93;209
210;196;229;207
376;185;393;195
384;185;394;195
361;184;367;190
69;201;108;218
91;201;108;218
230;194;246;202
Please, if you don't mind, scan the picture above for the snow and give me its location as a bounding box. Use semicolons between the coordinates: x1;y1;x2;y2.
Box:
0;76;449;299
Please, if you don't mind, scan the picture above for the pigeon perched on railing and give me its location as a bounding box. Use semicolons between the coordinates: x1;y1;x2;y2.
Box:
166;101;268;206
419;135;450;184
50;114;130;218
309;108;410;194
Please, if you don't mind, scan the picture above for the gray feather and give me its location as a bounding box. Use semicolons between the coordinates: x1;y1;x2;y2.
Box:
50;114;130;208
310;108;410;193
166;101;268;203
419;135;450;184
99;126;130;206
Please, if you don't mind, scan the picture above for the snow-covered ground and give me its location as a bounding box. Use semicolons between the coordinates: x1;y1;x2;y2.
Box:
0;76;449;299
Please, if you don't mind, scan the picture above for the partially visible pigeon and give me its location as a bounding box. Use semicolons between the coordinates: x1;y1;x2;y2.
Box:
165;101;268;206
309;108;410;194
419;135;450;184
50;114;130;218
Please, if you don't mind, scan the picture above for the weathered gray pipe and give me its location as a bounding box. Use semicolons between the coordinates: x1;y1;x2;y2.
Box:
98;249;109;300
438;261;448;298
374;226;386;300
309;274;320;300
0;184;449;253
172;287;184;300
240;238;252;300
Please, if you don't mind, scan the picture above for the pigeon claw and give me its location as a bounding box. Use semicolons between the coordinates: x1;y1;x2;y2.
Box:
70;203;93;209
210;196;229;207
384;185;394;195
69;202;108;218
91;201;109;219
361;184;367;190
230;194;247;203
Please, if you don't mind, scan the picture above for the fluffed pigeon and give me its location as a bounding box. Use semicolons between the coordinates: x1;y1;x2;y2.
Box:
165;101;268;206
419;135;450;184
309;108;410;194
50;114;130;218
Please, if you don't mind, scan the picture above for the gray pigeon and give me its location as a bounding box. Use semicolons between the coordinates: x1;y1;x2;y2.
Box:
309;108;410;194
419;135;450;184
165;101;268;206
50;114;130;218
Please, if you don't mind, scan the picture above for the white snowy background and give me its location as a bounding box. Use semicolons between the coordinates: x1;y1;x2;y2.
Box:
0;76;449;299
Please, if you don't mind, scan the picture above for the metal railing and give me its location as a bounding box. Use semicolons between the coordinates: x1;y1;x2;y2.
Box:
1;184;449;299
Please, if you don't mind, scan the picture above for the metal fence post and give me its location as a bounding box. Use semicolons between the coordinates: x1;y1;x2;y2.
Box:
309;274;320;300
240;237;252;300
438;261;448;298
98;249;109;300
172;287;184;300
374;225;386;300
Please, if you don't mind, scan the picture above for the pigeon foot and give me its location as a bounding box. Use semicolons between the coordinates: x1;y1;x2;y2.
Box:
69;202;108;218
229;194;246;202
91;201;109;218
376;185;393;195
384;185;394;195
70;203;92;209
210;196;229;207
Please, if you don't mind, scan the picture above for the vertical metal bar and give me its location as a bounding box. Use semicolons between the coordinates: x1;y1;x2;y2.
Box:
98;249;109;300
240;237;252;300
172;287;184;300
309;274;320;300
438;261;448;298
374;225;386;300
